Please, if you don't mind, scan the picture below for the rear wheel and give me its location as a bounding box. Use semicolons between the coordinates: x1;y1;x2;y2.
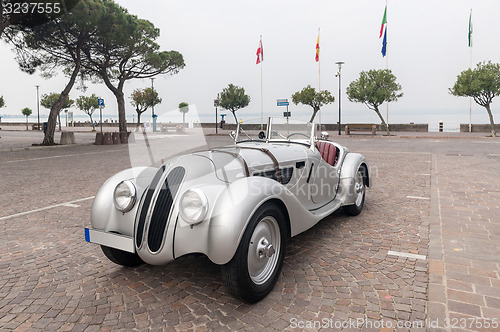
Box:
101;245;144;267
343;166;366;216
221;202;286;303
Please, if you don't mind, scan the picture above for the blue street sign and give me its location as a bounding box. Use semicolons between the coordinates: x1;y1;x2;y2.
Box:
98;98;104;107
277;99;289;107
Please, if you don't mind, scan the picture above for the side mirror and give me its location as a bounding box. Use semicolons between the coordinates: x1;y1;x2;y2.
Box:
320;131;329;140
258;131;266;139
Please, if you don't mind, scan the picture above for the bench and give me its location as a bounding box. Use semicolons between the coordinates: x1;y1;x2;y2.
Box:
345;123;376;135
32;124;42;130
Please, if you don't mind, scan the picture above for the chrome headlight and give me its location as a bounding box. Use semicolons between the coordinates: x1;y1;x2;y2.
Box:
113;180;136;212
179;189;208;225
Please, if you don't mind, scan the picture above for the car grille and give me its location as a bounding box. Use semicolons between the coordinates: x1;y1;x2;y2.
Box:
147;166;185;252
136;166;165;248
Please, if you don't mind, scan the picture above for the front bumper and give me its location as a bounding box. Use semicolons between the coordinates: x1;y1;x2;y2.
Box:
85;228;135;253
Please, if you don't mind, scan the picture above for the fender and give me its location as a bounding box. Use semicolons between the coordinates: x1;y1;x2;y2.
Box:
337;153;369;206
90;166;158;236
173;176;322;265
206;176;324;264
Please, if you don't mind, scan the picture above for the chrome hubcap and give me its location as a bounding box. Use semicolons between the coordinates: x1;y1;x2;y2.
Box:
354;170;364;206
248;216;281;285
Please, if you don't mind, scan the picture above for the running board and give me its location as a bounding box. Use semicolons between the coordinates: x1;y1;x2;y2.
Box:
309;199;342;218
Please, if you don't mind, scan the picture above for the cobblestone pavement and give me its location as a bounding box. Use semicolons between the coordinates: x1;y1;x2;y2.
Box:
0;134;498;331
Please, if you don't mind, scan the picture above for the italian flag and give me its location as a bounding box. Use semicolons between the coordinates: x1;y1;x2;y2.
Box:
379;5;387;38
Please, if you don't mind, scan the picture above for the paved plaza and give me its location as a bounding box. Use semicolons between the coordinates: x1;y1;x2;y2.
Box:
0;129;499;331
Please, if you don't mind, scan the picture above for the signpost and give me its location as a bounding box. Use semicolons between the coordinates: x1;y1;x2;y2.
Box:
98;98;104;134
277;99;291;122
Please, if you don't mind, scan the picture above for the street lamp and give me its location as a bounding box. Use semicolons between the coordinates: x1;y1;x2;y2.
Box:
335;61;344;135
214;94;220;134
151;77;156;132
35;85;40;130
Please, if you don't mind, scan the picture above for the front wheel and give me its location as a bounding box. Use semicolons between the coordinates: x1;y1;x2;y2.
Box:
221;202;287;303
343;165;366;216
101;245;144;267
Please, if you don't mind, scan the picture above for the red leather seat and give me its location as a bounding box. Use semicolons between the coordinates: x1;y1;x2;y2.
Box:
317;142;337;166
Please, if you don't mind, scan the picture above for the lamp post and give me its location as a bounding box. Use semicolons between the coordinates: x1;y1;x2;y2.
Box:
35;85;40;130
214;94;220;134
335;61;344;135
151;77;156;132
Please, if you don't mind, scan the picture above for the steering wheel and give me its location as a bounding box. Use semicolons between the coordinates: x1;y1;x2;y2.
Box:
286;132;310;139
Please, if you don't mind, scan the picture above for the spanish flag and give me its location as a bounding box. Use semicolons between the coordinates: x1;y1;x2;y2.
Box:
315;34;320;62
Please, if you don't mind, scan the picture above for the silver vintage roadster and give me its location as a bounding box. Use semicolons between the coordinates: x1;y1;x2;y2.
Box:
85;118;369;303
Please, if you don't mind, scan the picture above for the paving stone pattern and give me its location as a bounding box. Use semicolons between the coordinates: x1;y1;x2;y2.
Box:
428;152;500;331
0;136;495;331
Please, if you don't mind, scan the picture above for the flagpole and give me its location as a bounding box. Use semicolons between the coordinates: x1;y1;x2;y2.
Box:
318;28;321;128
385;0;389;131
260;35;263;130
469;9;472;133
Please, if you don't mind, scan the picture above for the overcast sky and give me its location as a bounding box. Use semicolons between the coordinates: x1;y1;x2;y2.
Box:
1;0;499;128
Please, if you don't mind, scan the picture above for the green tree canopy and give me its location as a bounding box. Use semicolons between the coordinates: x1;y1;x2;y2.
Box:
291;85;335;123
1;0;80;38
7;0;104;145
130;87;161;126
0;96;5;108
21;106;32;130
346;69;402;136
40;93;74;110
450;61;500;136
76;94;99;130
178;102;189;125
21;107;32;117
82;1;185;133
219;84;250;124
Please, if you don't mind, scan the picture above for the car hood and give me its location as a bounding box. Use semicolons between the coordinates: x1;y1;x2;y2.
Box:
192;141;310;183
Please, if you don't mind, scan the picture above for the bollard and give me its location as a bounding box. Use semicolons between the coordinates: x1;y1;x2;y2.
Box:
95;132;103;145
112;132;121;144
439;121;443;132
60;131;75;145
103;132;113;145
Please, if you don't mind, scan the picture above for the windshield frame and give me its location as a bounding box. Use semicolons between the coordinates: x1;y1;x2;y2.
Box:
233;117;315;149
266;117;315;148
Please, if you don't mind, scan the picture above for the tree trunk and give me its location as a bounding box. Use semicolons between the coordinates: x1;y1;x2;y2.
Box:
58;112;62;131
309;108;319;123
116;90;127;133
183;113;185;126
101;74;127;133
485;104;496;136
26;116;28;130
42;55;81;145
90;114;95;130
231;110;238;125
137;111;141;128
374;106;390;136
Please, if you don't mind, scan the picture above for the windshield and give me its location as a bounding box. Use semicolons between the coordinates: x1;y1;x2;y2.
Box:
233;117;314;144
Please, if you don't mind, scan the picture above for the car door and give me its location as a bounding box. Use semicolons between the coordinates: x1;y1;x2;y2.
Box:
309;142;340;206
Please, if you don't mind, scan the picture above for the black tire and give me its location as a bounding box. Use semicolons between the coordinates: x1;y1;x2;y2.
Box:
101;245;144;267
221;202;287;303
343;165;366;216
